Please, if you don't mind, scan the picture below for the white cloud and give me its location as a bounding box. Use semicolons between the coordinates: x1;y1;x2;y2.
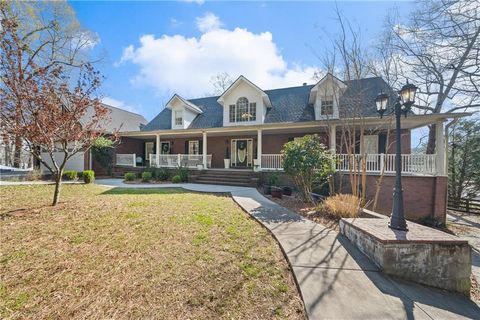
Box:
118;21;318;98
181;0;205;5
102;97;139;114
170;18;183;28
195;12;223;33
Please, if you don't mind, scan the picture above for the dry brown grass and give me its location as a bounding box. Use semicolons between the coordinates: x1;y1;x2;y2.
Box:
318;194;361;219
0;184;305;319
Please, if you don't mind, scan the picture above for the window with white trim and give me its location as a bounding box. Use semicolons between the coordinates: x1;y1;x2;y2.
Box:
174;110;183;126
321;96;334;116
229;97;257;123
188;140;199;155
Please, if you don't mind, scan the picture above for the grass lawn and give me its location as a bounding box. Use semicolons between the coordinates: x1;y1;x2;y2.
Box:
0;184;305;319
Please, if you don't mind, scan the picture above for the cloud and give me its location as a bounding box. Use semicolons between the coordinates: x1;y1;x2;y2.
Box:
195;12;222;33
118;20;318;98
102;97;140;114
180;0;205;4
170;18;183;28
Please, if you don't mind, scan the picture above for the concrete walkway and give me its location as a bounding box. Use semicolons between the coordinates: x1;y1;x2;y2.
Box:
5;179;479;319
448;212;480;283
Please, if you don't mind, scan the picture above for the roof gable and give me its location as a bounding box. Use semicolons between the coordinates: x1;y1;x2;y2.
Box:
166;94;203;114
309;73;347;104
217;75;272;108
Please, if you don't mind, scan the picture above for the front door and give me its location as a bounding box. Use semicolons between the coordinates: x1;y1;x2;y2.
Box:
231;139;253;167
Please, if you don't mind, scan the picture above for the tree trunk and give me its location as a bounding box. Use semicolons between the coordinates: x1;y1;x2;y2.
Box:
13;135;22;168
426;124;436;154
52;171;62;206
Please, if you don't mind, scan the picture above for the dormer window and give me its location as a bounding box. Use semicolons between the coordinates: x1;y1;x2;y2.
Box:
174;110;183;126
321;96;334;116
228;97;257;123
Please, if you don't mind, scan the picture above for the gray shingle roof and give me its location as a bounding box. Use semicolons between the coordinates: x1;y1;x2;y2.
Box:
141;77;393;131
85;104;147;133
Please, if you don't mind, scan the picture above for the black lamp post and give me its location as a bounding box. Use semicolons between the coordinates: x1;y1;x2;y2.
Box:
375;82;418;231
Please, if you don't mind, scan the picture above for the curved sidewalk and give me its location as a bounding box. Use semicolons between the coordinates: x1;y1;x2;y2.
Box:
96;179;479;319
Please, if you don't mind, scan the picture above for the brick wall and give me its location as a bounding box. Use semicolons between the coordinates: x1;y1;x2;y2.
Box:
339;174;447;223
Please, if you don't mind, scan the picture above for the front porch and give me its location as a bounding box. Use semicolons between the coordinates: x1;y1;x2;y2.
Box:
115;152;439;175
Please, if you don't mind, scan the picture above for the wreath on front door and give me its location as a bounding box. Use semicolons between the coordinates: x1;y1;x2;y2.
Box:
237;141;247;163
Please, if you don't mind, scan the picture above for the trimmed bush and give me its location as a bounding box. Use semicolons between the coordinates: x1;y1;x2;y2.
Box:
318;194;361;219
157;168;170;181
144;168;156;179
125;172;135;181
63;170;78;181
82;170;95;184
177;166;188;182
142;171;152;182
78;171;83;179
171;175;182;183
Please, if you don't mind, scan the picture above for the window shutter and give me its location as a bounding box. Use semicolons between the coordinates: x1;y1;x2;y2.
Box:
184;141;189;154
379;133;387;154
199;140;203;155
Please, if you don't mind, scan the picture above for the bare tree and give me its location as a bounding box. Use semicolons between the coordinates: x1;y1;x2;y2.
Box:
0;1;99;168
209;72;233;95
381;0;480;153
1;11;111;206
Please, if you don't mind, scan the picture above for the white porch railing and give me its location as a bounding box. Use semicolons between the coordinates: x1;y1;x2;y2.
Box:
116;153;136;167
260;153;437;175
335;153;437;175
149;154;212;169
261;154;284;171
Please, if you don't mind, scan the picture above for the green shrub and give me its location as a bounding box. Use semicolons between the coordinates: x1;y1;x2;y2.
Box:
157;168;170;181
124;172;135;181
82;170;95;184
144;167;156;179
63;170;78;181
267;174;279;186
282;134;334;202
142;171;152;182
171;175;182;183
177;166;188;182
77;171;83;179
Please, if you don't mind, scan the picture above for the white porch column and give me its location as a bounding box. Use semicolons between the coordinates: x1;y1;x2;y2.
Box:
329;125;336;154
436;121;446;175
257;129;262;170
202;131;207;168
155;134;160;168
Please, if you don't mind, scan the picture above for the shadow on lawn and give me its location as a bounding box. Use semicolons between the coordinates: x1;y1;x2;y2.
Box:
101;186;232;198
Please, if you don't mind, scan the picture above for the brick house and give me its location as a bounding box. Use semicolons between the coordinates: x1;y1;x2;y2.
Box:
113;74;468;223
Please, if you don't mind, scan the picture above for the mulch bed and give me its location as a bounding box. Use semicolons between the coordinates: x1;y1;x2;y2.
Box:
262;191;340;231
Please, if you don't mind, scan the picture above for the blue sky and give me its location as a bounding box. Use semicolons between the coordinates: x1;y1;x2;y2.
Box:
70;1;411;122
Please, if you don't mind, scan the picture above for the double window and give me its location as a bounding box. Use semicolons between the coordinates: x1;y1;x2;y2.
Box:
174;110;183;126
321;96;334;116
229;97;256;123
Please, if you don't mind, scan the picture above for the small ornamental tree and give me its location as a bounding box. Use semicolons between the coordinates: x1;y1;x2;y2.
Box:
282;134;334;202
0;13;112;206
91;136;116;175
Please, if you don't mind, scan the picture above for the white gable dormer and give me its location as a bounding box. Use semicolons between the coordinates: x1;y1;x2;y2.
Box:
166;94;203;129
309;73;346;120
217;76;272;127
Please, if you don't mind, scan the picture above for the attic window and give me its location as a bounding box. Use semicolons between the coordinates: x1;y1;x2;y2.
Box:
229;97;256;123
174;110;183;126
321;96;334;116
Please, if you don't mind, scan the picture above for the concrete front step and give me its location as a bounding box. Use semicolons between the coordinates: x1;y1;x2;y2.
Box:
192;169;259;187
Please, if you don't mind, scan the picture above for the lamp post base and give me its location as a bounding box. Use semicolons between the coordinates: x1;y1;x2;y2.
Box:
388;222;408;232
